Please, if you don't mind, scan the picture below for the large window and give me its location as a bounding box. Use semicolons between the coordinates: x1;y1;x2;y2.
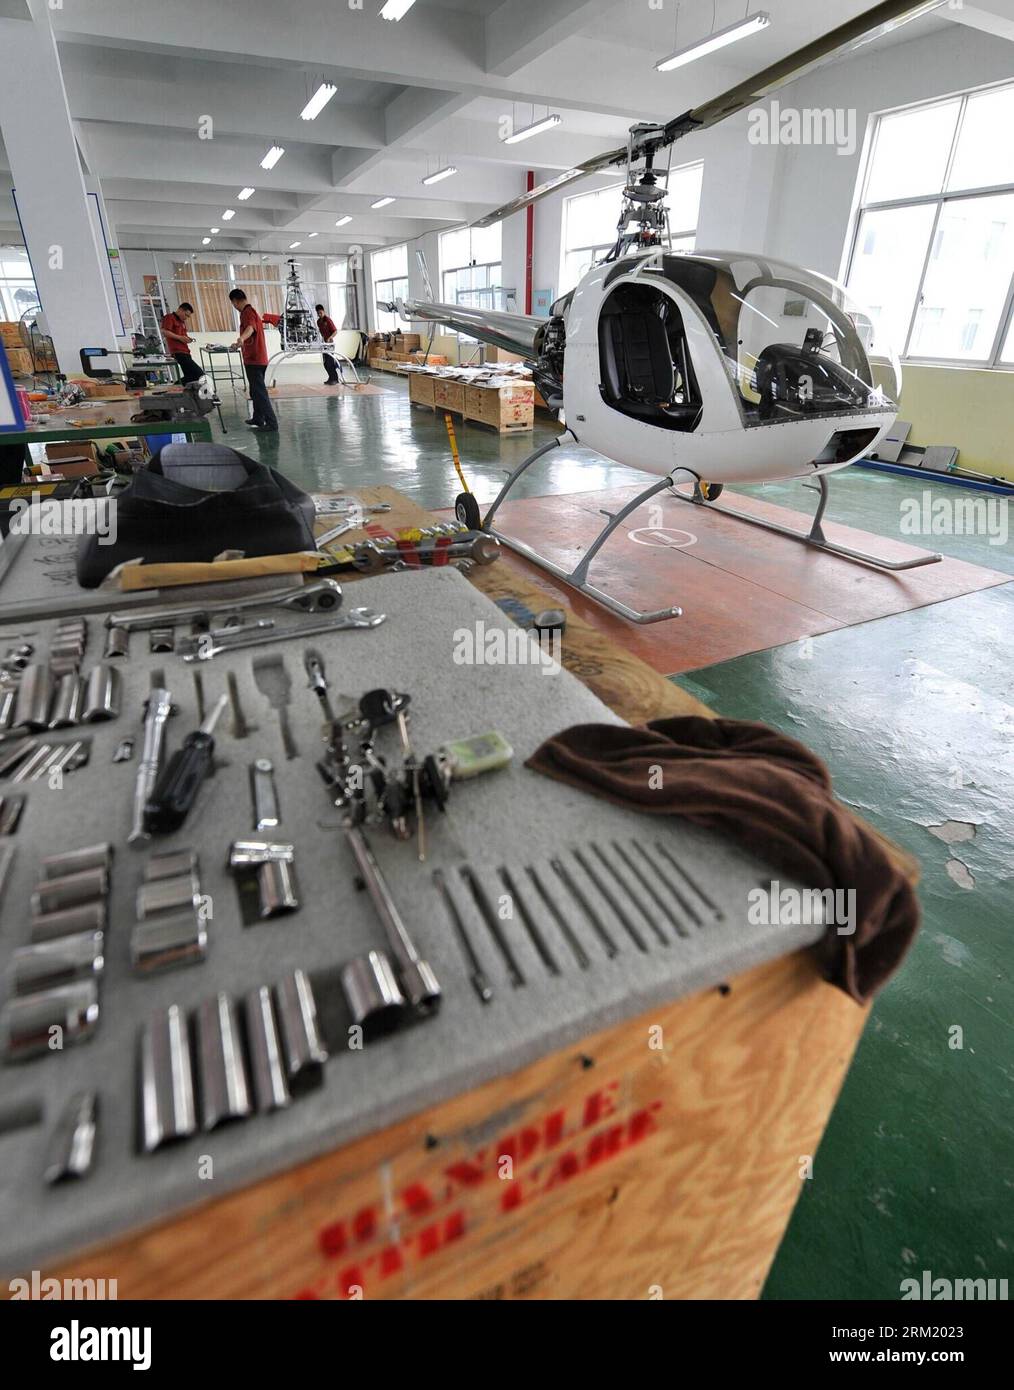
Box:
846;82;1014;366
560;161;703;296
440;224;505;310
327;256;356;330
165;255;330;333
0;249;40;323
371;245;408;332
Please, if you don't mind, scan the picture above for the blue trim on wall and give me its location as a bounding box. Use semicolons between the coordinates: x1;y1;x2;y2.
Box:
856;458;1013;498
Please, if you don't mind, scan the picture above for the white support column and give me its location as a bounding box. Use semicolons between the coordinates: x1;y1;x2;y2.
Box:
0;1;126;373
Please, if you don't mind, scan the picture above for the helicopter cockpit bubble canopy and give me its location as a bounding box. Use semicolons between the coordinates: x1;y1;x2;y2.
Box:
658;252;901;427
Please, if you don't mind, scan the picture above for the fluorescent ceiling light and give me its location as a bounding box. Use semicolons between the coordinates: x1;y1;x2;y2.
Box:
300;82;338;121
421;165;457;186
502;113;562;145
380;0;417;19
202;237;211;245
222;209;235;221
655;11;770;71
260;146;285;169
289;241;301;249
210;227;221;234
335;215;352;227
371;196;395;209
308;232;318;237
238;187;255;200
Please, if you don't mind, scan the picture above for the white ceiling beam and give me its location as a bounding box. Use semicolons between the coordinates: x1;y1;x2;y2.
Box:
46;0;662;122
941;1;1014;41
484;0;616;77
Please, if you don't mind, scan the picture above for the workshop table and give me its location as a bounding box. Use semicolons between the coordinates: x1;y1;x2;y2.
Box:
6;397;213;449
30;486;908;1301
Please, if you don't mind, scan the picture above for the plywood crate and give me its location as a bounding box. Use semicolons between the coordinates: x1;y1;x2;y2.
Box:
465;381;534;433
4;347;34;376
409;373;436;407
0;322;23;350
434;379;465;413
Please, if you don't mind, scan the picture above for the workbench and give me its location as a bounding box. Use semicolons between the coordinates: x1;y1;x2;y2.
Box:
3;398;213;449
1;486;906;1300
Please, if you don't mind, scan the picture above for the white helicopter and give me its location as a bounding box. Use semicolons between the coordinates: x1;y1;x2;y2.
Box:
391;0;944;623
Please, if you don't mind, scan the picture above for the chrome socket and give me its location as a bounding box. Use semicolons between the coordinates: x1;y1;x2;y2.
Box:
257;856;299;918
130;911;207;975
340;949;406;1040
31;866;109;916
196;993;251;1131
30;900;107;944
136;868;200;920
14;664;53;731
275;969;328;1095
1;980;100;1063
139;1004;196;1153
41;842;114;880
243;985;290;1114
81;665;121;722
10;930;105;996
44;1089;99;1184
48;674;83;729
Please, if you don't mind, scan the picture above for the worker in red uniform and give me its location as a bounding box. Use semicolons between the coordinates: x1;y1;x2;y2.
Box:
228;287;278;432
315;303;342;385
161;302;204;384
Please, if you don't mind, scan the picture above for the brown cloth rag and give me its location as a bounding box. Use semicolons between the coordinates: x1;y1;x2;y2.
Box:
526;716;920;1004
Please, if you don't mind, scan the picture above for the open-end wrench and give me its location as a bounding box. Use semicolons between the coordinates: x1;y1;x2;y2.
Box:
106;579;345;633
182;609;385;661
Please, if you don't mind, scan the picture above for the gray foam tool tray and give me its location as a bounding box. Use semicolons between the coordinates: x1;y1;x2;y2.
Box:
0;567;823;1273
0;526;311;623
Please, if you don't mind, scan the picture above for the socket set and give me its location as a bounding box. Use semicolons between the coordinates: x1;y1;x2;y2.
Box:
1;842;112;1063
130;849;207;975
139;969;326;1152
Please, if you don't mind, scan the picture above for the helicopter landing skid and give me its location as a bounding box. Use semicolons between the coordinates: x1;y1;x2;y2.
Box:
675;473;943;572
478;434;685;624
265;347;364;390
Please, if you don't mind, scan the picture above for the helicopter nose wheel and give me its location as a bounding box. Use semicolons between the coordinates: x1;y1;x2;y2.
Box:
455;492;482;529
696;481;724;502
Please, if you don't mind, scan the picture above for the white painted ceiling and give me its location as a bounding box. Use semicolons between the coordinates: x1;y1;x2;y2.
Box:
0;0;999;257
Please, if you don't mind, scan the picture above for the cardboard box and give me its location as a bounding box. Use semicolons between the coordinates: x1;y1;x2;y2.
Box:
46;441;100;464
433;380;465;413
393;333;421;351
0;322;23;351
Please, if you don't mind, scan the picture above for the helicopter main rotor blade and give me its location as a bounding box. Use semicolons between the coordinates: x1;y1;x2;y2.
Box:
394;298;546;358
473;148;626;229
472;0;941;230
670;0;942;140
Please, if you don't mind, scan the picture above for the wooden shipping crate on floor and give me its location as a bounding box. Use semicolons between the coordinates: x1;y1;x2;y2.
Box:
464;381;534;433
408;372;436;407
434;379;465;413
45;953;864;1299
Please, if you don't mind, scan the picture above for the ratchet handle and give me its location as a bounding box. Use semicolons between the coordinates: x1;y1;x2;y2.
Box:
143;731;216;834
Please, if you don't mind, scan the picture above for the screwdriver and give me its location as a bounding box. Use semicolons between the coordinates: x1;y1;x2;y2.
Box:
143;694;228;834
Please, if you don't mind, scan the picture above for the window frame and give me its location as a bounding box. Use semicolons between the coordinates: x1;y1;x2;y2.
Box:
845;82;1014;370
560;165;702;297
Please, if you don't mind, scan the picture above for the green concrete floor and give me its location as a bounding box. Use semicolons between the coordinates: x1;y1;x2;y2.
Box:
216;376;1013;1299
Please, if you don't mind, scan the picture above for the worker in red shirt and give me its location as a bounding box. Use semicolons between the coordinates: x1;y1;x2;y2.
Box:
228;287;278;432
161;302;204;384
315;303;341;385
